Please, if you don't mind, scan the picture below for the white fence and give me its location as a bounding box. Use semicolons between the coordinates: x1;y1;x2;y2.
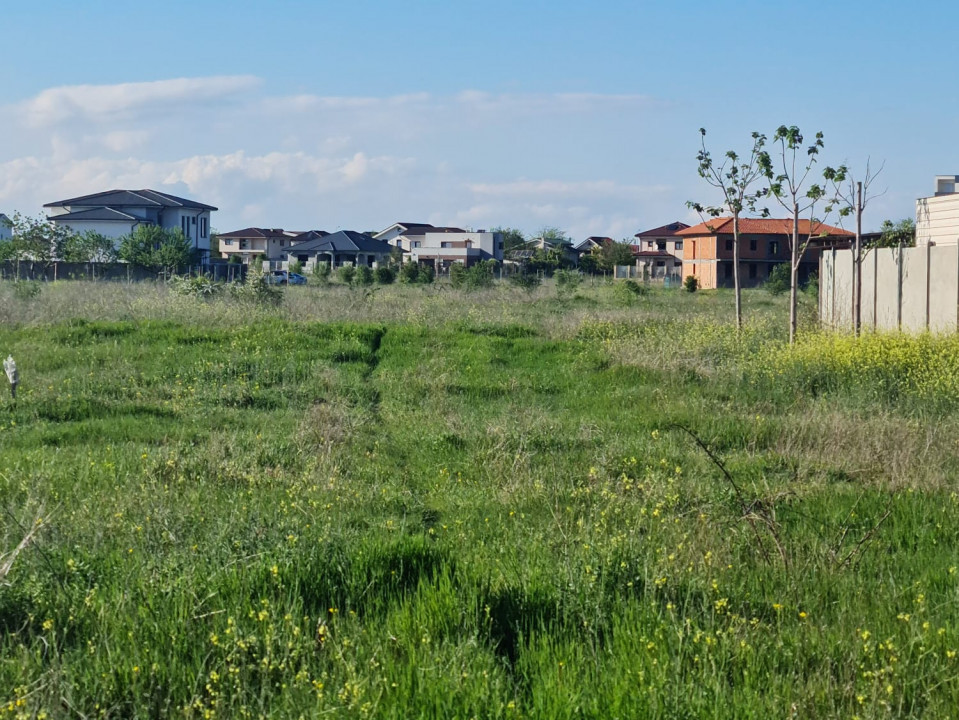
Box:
821;245;959;333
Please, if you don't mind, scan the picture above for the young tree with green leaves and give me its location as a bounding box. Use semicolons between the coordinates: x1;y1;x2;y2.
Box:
875;218;915;248
597;239;636;272
767;125;829;344
118;225;194;275
6;213;76;273
823;160;884;336
688;129;772;330
62;231;118;263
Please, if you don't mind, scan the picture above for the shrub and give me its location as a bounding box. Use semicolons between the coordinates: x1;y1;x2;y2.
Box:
289;260;303;275
228;275;283;305
509;272;541;293
12;280;41;300
337;265;356;286
168;274;222;299
684;275;699;293
613;279;647;306
555;269;582;294
804;271;819;296
374;266;395;284
399;262;420;284
313;261;331;283
356;265;374;286
451;260;496;291
765;263;790;295
418;265;435;284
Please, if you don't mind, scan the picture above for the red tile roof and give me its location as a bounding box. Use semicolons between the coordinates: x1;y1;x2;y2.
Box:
676;218;853;237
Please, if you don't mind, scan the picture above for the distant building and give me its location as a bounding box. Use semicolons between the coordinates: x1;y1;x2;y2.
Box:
0;213;11;241
285;230;395;269
44;189;217;260
676;218;853;289
410;229;504;269
218;227;305;264
916;175;959;247
634;221;689;280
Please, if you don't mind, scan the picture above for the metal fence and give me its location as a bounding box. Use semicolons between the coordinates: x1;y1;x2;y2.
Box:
821;245;959;333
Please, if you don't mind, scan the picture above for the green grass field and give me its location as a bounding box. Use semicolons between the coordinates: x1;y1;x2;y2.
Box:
2;280;959;719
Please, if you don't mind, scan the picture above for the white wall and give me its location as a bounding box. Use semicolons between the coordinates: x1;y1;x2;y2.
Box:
54;220;136;239
916;194;959;246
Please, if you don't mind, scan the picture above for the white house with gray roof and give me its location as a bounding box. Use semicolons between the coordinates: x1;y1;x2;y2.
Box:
44;189;218;260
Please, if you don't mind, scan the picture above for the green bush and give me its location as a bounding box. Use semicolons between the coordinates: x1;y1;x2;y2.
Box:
337;265;356;286
555;269;582;294
289;260;303;275
804;271;819;296
399;262;420;284
228;275;283;305
418;265;435;284
356;265;374;286
11;280;42;300
612;279;647;306
765;263;790;295
684;275;699;293
509;272;542;293
313;261;331;283
451;260;496;291
168;274;222;299
374;266;396;285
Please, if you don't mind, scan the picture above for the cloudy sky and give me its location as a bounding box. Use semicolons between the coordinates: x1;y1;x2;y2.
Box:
1;0;955;238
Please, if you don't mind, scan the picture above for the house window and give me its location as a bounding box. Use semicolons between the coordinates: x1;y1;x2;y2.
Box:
749;263;757;278
224;239;234;246
648;241;654;249
749;238;757;251
656;240;666;251
726;239;733;251
441;242;453;248
412;241;421;248
181;217;189;236
655;260;665;267
769;240;779;256
200;217;208;238
674;241;683;251
465;241;473;249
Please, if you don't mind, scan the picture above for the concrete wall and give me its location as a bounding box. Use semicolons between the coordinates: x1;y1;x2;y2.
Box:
821;245;959;332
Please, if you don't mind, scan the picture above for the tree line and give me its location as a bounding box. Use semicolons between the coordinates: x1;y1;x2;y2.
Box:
0;214;198;275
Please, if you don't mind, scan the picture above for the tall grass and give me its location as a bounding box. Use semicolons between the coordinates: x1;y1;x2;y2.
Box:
1;280;958;717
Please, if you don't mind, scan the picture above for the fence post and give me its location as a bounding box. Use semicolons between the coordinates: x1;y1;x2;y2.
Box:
897;248;903;331
926;243;931;330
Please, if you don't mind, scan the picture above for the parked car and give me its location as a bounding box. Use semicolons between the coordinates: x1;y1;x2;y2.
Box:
265;270;289;285
287;273;308;285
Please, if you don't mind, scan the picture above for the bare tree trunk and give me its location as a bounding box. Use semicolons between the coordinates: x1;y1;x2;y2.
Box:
789;201;799;344
733;213;742;330
854;182;863;336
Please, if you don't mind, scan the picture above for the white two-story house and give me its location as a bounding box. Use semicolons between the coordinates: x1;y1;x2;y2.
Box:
44;189;218;260
410;229;504;269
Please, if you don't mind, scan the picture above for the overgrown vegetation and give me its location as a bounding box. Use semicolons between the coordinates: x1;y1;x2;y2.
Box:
1;281;959;718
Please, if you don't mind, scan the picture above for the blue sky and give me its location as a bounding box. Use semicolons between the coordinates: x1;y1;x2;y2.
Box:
1;0;954;237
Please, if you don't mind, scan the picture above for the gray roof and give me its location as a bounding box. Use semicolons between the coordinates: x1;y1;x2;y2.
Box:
44;188;217;211
287;230;396;255
289;230;330;243
218;227;288;239
49;207;142;222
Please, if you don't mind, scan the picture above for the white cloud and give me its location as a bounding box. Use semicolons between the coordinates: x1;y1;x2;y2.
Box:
20;75;261;126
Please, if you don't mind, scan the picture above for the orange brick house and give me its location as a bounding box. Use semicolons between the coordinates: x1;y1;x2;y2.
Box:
676;218;854;289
